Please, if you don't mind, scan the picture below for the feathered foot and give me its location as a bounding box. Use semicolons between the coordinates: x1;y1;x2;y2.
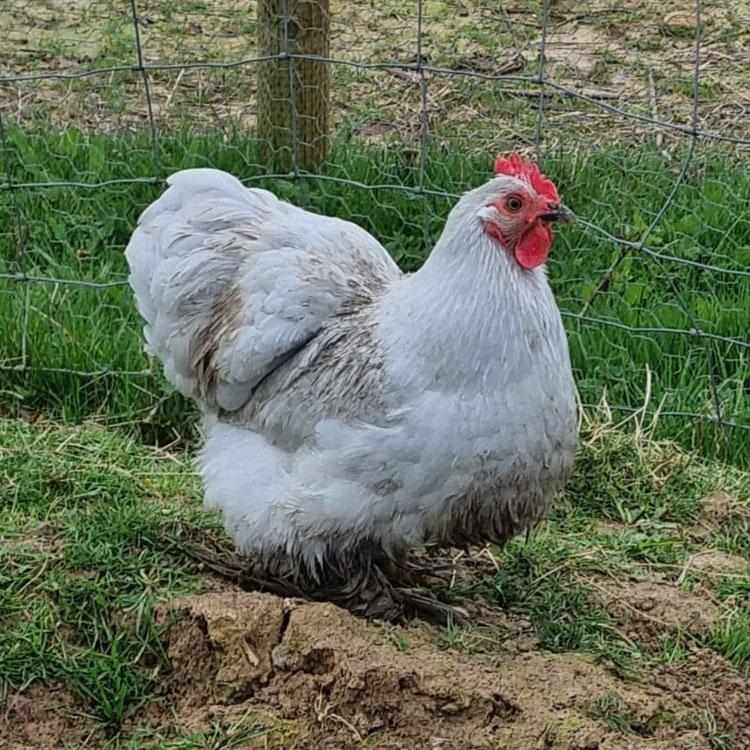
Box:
173;523;467;625
325;556;468;624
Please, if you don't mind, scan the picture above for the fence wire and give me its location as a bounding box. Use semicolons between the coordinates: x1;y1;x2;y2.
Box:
1;0;749;461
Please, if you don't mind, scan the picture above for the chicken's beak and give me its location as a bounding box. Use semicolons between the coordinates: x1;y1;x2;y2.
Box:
539;204;576;224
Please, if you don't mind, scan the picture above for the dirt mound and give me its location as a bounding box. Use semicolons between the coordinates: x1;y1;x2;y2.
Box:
4;590;749;748
151;592;712;749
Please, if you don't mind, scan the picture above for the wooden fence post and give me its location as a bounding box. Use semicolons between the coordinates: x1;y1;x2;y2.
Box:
257;0;330;172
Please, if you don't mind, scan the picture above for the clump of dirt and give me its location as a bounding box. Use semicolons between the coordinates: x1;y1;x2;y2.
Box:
148;592;711;749
0;685;102;750
690;490;750;549
699;490;750;526
686;550;748;577
593;579;720;644
155;591;286;712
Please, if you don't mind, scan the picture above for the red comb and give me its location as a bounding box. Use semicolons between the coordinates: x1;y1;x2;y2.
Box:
494;154;560;203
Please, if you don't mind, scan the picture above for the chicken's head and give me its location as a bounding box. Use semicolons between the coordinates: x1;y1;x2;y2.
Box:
478;154;575;270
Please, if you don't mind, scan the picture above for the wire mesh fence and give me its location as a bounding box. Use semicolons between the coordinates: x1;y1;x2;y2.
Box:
1;0;749;462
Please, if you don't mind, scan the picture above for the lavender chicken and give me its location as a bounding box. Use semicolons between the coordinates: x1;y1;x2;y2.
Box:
125;155;578;620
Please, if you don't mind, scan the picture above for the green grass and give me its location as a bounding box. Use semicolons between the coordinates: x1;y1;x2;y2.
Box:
1;127;748;463
0;418;208;729
587;694;646;735
109;712;285;750
2;4;748;744
1;412;749;742
711;607;750;674
473;416;750;674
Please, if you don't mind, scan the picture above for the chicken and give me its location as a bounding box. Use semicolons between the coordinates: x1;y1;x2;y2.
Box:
125;154;578;620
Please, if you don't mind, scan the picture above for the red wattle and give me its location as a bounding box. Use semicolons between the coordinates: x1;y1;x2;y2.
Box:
514;223;552;270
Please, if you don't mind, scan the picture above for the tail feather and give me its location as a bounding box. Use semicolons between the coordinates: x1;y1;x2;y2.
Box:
126;168;276;336
125;167;398;412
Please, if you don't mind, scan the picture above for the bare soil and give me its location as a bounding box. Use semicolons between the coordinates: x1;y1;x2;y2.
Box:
593;579;720;644
4;587;748;749
1;685;104;750
2;0;748;145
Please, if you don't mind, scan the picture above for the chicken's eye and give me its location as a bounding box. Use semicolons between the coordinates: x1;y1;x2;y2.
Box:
505;195;524;213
